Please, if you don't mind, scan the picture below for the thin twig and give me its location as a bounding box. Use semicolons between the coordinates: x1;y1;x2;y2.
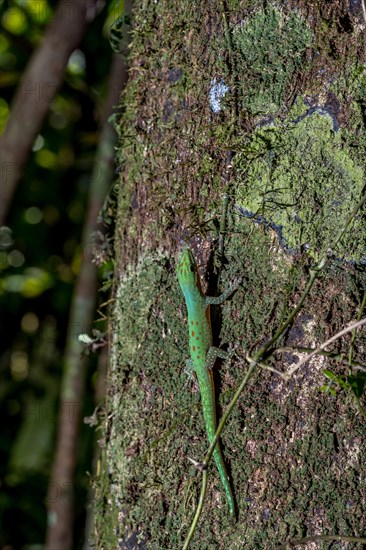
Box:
286;318;366;377
277;345;366;369
287;317;366;376
253;360;288;379
182;471;208;550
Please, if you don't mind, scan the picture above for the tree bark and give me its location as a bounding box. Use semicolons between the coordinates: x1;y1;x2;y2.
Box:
95;2;366;548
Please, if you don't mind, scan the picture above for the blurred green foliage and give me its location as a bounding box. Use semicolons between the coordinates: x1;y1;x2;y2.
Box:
0;0;121;547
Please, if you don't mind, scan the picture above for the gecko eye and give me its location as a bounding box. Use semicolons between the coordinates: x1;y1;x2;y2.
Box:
189;264;195;273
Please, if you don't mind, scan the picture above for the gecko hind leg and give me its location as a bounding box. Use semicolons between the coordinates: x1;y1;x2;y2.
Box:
206;346;235;370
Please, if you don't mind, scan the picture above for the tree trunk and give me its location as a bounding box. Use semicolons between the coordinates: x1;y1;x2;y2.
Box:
93;2;366;548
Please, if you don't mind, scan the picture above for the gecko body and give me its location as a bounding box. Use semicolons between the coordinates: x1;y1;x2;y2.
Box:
176;247;236;518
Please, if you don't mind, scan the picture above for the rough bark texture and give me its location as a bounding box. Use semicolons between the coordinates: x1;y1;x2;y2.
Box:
93;1;366;548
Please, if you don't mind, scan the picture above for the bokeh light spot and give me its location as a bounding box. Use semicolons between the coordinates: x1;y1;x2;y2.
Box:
25;206;43;224
0;226;13;249
21;312;40;334
8;250;25;267
10;351;29;381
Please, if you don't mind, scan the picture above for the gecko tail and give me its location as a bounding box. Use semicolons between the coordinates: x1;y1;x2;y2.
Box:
213;444;237;520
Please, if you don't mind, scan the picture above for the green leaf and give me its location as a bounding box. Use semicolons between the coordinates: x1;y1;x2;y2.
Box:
346;373;366;399
319;385;336;396
323;369;349;390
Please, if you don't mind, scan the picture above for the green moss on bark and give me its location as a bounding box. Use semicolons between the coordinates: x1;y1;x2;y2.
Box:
234;100;366;262
233;6;312;115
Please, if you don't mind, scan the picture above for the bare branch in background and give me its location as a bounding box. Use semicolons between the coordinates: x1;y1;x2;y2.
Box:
45;53;128;550
0;0;95;226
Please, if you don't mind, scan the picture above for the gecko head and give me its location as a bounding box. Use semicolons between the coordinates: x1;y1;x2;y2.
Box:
176;247;199;289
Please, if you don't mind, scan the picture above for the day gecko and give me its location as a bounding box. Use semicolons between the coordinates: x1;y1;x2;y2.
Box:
176;247;238;518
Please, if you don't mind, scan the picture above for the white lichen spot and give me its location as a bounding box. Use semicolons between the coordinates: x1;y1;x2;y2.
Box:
209;77;229;113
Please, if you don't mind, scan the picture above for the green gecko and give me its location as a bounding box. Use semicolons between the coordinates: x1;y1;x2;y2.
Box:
176;247;238;518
